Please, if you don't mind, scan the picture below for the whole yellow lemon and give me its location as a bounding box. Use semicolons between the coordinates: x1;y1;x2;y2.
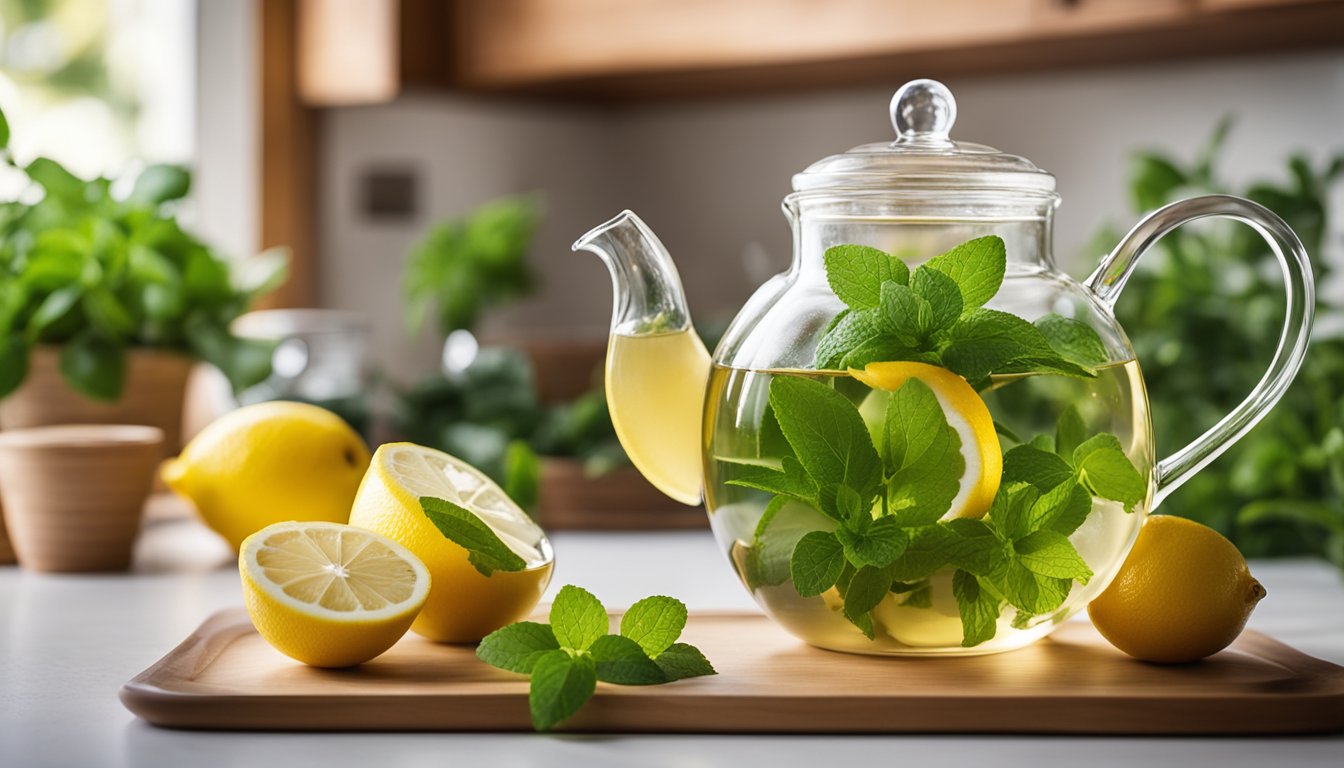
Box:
1088;514;1266;663
163;402;370;550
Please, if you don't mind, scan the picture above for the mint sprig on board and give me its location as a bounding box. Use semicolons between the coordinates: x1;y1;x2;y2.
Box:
420;496;527;577
476;586;715;731
815;236;1108;385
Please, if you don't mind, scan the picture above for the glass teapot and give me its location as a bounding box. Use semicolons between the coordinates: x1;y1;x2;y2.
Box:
574;80;1314;656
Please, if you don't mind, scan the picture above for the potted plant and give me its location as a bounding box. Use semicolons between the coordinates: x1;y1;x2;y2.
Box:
0;104;285;447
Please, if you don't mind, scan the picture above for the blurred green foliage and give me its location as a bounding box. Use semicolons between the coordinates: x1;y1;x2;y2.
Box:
1100;120;1344;572
0;103;285;401
403;196;541;337
393;347;627;513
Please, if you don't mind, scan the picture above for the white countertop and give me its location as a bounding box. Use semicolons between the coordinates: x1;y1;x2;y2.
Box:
2;518;1342;768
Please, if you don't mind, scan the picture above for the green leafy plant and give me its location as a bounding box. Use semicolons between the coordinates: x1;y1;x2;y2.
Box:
403;196;540;337
1101;121;1344;571
735;238;1142;646
393;347;629;511
476;585;715;731
0;104;285;401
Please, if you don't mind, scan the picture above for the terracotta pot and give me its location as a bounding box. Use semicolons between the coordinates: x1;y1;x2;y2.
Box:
0;425;163;572
0;346;195;453
536;458;706;530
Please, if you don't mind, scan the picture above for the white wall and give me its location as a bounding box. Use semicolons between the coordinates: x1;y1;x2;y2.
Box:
319;96;619;374
193;0;257;261
318;51;1344;381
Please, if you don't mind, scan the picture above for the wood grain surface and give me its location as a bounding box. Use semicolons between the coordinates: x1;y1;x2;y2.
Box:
121;609;1344;734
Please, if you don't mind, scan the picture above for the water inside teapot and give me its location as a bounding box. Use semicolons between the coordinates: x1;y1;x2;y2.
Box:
704;359;1152;654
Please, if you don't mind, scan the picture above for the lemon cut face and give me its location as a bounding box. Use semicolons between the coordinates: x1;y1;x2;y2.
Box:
348;443;554;643
240;522;430;667
851;360;1002;520
380;442;547;564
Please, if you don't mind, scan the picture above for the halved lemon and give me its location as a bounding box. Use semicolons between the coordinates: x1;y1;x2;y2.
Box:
239;521;430;667
347;443;554;643
851;361;1001;519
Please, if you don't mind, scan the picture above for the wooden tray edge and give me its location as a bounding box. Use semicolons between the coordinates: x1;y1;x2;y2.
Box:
121;609;1344;735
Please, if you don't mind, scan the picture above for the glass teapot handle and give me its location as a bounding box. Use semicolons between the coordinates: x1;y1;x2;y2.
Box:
1084;194;1315;507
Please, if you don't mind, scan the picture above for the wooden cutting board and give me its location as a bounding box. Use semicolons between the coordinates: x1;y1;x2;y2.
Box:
121;609;1344;734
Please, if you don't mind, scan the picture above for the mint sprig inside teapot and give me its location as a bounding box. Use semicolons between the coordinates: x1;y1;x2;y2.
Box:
815;236;1108;385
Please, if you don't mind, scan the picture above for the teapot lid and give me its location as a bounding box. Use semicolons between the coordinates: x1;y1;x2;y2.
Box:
791;80;1056;196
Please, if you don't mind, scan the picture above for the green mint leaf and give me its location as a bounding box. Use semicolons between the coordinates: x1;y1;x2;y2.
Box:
476;621;560;674
1076;447;1146;513
835;515;907;568
759;402;796;460
0;103;9;149
952;570;1001;647
824;244;909;309
942;518;1010;577
987;482;1043;541
769;376;882;501
620;596;688;658
814;309;885;370
833;483;868;528
1072;432;1123;461
900;583;933;609
420;496;527;577
941;308;1044;382
725;455;818;504
847;608;876;639
821;307;852;336
653;642;717;681
1054;405;1087;459
921;235;1006;311
748;498;833;588
790;530;845;597
994;355;1096;380
1027;479;1093;536
528;650;596;732
877;281;930;346
843;565;892;637
589;634;667;685
550;585;608;651
1014;530;1093;583
838;337;928;372
887;524;954;581
909;265;963;332
884;378;964;525
1002;445;1074;491
1028;434;1056;453
1073;434;1146;512
1002;560;1072;615
1035;314;1108;369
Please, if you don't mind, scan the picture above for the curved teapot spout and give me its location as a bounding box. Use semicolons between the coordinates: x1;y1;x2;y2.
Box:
573;211;710;506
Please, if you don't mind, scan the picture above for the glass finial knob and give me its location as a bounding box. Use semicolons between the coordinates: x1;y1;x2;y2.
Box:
890;79;957;144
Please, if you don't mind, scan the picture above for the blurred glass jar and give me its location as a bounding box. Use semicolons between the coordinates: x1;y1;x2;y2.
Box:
231;309;371;435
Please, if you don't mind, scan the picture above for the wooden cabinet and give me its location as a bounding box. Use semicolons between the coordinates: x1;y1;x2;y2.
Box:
293;0;1344;104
